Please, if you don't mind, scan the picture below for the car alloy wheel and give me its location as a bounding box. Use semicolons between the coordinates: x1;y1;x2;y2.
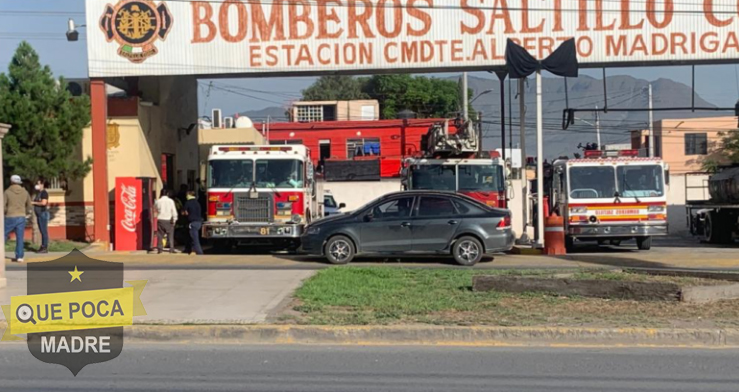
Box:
458;241;479;261
453;236;483;266
326;236;354;265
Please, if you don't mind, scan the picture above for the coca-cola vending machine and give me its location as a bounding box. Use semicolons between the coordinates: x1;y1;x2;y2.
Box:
115;177;156;251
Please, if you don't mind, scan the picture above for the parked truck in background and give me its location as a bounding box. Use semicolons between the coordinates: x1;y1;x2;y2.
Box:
203;145;322;250
686;166;739;244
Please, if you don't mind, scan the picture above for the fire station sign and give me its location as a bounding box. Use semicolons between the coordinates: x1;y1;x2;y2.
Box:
1;250;147;376
87;0;739;77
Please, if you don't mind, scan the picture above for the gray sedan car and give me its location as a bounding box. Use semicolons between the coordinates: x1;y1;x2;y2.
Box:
300;191;514;266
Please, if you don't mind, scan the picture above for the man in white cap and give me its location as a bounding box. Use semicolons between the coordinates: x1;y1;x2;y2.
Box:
4;174;32;262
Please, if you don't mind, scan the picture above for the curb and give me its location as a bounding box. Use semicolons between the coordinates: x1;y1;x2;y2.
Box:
122;325;739;347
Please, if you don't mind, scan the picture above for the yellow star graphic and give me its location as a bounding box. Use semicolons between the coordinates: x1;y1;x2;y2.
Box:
69;266;84;283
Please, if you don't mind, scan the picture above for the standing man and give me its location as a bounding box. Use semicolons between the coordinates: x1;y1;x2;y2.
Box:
32;178;49;253
154;189;177;254
182;190;203;255
4;175;31;262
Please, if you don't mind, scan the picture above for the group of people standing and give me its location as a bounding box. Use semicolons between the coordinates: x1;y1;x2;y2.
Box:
154;182;205;255
4;175;51;262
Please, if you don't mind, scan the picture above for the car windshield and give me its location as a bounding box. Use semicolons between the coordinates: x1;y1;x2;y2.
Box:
617;165;664;197
568;166;616;199
324;195;337;208
458;164;503;192
255;159;304;188
410;165;456;191
208;159;253;188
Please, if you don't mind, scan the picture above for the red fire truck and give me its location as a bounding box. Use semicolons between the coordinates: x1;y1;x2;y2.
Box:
203;145;321;250
400;118;507;208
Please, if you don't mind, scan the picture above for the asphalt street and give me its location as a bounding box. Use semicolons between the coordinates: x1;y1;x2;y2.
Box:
1;344;738;391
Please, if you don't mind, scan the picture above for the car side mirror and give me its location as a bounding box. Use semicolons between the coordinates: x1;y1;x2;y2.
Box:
339;203;346;209
363;214;373;222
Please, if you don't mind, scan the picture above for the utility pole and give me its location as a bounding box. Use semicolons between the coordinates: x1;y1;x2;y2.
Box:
462;72;469;121
535;70;544;248
595;105;601;149
648;83;654;157
518;78;529;242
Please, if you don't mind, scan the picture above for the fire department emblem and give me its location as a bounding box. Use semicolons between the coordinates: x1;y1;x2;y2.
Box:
100;0;172;63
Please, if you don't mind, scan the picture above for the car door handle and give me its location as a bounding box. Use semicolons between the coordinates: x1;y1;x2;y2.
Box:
400;222;412;227
447;220;459;225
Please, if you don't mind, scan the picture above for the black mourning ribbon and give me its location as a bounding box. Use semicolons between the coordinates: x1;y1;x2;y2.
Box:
504;38;579;79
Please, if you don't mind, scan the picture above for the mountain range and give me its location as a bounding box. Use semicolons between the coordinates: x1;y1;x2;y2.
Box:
236;74;726;158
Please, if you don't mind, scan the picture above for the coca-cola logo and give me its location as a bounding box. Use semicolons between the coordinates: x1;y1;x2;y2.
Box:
120;185;137;233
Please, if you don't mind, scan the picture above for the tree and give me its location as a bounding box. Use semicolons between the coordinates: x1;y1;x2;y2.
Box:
301;75;369;101
0;42;92;246
362;75;464;119
0;42;92;185
301;74;474;120
701;131;739;172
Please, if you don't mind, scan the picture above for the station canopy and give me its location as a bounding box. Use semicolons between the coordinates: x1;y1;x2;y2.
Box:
87;0;739;78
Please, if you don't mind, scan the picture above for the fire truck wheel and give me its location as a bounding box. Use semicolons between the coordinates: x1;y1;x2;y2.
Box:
325;236;355;265
452;236;483;266
636;236;652;250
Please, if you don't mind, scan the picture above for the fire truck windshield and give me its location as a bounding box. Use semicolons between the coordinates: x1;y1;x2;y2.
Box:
410;165;456;190
255;159;304;188
458;165;503;192
617;165;664;197
569;166;616;199
208;159;254;188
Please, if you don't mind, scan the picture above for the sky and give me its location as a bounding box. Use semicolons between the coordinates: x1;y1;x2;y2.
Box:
3;0;739;119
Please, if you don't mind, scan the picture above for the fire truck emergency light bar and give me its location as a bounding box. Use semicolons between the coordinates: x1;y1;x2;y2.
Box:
584;149;639;158
217;146;294;152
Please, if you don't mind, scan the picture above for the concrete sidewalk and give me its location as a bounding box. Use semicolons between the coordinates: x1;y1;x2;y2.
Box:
0;268;314;323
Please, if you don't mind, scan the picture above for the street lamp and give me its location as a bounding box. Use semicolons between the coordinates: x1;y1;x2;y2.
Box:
66;19;86;42
470;89;494;104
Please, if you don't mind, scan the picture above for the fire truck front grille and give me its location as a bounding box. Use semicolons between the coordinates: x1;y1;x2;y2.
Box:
234;193;274;223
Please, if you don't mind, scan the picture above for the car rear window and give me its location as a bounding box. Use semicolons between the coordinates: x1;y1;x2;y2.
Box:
417;197;456;217
452;199;487;216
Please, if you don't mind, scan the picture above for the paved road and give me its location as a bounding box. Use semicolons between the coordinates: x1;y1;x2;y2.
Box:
1;344;738;391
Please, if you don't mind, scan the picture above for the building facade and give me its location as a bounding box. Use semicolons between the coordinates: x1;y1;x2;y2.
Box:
267;118;450;179
631;117;736;174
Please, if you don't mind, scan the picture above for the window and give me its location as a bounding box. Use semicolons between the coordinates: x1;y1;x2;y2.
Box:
347;138;381;159
410;165;456;191
452;199;487;216
368;197;414;220
568;166;616;199
685;133;707;155
47;177;65;192
255;159;304;188
324;195;337;208
296;105;324;122
617;165;664;198
458;164;504;192
417;197;456;217
270;139;303;145
208;159;254;188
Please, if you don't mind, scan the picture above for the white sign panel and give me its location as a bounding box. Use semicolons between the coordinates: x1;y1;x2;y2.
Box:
87;0;739;77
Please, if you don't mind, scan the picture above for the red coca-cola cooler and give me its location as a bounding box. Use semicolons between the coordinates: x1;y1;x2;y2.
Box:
114;177;156;251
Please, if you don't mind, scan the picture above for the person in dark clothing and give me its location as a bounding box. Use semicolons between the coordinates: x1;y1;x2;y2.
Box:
195;178;207;219
32;178;50;253
176;184;189;207
182;190;203;255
